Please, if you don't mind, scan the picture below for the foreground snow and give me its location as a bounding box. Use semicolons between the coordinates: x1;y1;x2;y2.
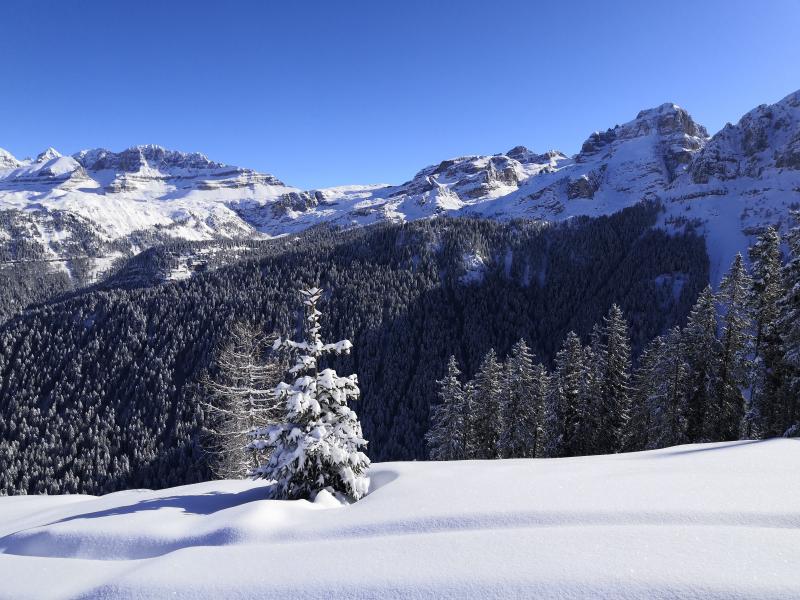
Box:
0;439;798;599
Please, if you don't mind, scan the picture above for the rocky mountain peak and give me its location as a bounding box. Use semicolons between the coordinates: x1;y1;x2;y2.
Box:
506;146;566;165
572;102;708;182
0;148;21;169
74;144;229;173
636;103;708;139
36;147;62;163
690;88;800;183
581;103;708;157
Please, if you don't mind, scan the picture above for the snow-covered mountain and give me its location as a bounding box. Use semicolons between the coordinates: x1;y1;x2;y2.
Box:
2;89;800;283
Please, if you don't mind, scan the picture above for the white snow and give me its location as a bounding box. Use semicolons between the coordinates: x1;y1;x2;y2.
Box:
0;439;798;599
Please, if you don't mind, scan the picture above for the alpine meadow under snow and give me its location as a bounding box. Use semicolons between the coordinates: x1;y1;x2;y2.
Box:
0;440;798;599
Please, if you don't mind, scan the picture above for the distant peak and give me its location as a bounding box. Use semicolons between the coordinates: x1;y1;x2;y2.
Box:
0;147;20;167
776;88;800;108
635;103;682;120
506;146;565;164
506;145;531;157
36;147;62;162
73;144;229;172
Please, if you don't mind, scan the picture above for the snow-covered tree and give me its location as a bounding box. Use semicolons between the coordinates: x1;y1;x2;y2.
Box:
593;304;632;453
426;355;470;460
251;288;370;501
544;331;588;457
529;362;549;458
200;321;282;479
682;286;720;442
748;227;784;437
577;341;600;455
470;348;504;459
778;213;800;435
462;379;477;458
709;254;752;441
499;339;544;459
647;326;690;449
626;334;663;451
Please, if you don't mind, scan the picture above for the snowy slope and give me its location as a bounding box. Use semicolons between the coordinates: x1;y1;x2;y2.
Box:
0;439;798;599
1;90;800;283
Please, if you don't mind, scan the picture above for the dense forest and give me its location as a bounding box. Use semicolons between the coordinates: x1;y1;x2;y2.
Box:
428;225;800;463
0;203;710;494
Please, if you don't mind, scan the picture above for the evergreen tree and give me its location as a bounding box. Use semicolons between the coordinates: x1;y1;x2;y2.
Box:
426;355;469;460
647;326;690;449
576;342;599;455
470;348;504;459
778;213;800;435
583;324;604;453
544;332;588;457
252;288;370;501
709;254;752;441
529;362;550;458
626;334;663;451
499;339;541;458
462;380;478;459
682;286;720;442
200;321;282;479
594;305;632;453
748;227;784;437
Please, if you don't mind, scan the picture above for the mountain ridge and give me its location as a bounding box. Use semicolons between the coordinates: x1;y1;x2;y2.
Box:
1;89;799;287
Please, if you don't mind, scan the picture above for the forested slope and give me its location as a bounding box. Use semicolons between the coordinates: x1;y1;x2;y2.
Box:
0;203;709;494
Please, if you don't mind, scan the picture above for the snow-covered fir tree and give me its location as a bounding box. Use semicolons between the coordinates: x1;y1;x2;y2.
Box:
470;348;504;459
748;227;785;437
545;331;588;458
709;254;752;441
778;213;800;435
462;379;477;458
577;341;599;455
529;361;550;458
200;321;282;479
499;339;543;459
682;286;720;443
426;355;470;460
251;288;370;501
583;324;604;452
625;334;663;450
647;326;690;449
593;305;632;454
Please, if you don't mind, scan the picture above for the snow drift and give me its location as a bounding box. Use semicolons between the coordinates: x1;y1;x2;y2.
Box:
0;439;798;599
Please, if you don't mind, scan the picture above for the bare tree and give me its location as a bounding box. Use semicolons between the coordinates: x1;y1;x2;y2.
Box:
200;321;284;479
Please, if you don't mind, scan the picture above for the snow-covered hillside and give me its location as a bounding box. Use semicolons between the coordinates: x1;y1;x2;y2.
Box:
2;90;800;283
0;439;797;599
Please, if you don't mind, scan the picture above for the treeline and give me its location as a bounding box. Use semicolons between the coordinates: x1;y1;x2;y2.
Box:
428;223;800;461
0;203;709;495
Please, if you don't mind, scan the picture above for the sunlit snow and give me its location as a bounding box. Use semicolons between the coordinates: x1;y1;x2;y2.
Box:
0;439;797;599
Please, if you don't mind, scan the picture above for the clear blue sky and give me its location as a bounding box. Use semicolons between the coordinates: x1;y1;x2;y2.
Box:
1;0;799;189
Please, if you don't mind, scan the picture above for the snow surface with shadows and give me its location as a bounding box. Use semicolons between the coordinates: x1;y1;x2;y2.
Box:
0;439;798;599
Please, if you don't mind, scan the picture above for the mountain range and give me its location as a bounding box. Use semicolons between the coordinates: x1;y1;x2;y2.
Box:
2;89;799;287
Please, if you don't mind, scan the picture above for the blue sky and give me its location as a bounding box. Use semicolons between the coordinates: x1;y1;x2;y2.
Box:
1;0;799;189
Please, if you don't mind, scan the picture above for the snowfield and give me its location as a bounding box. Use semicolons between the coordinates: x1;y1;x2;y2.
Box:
0;439;798;599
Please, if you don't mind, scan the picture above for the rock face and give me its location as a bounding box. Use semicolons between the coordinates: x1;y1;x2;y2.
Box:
1;89;800;286
74;145;226;172
691;90;800;183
